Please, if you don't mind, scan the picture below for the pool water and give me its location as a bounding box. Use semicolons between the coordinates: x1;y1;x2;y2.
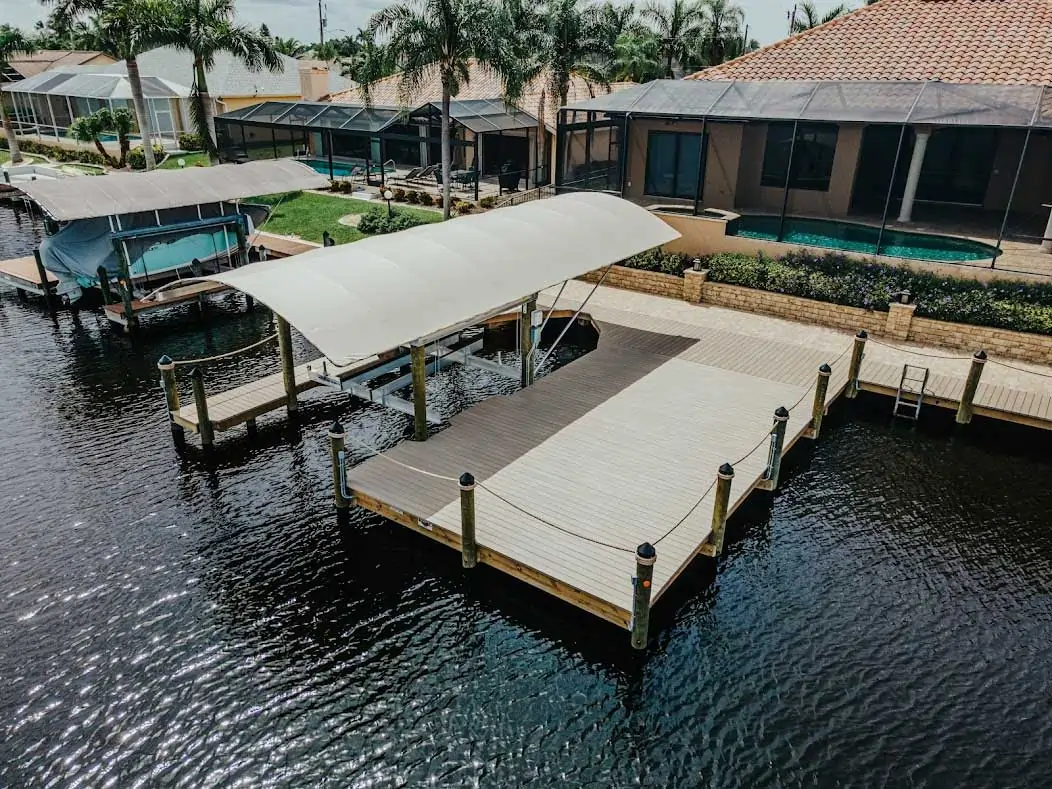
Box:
301;157;358;178
731;215;1002;263
96;132;142;143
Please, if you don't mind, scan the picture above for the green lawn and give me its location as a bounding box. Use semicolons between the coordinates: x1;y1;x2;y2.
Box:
159;151;212;169
0;151;46;165
250;191;442;244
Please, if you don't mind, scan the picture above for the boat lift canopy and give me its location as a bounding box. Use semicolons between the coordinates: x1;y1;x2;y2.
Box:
17;159;328;221
203;192;681;364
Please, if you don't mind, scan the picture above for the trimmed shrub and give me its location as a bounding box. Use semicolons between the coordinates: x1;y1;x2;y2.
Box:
405;189;420;204
479;195;497;209
418;192;434;206
357;206;428;235
434;195;445;209
699;250;1052;336
392;188;406;201
128;143;165;170
176;132;203;151
624;248;692;276
455;201;474;215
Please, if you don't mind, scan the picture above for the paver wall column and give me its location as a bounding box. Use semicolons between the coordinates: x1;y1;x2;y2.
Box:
898;127;932;223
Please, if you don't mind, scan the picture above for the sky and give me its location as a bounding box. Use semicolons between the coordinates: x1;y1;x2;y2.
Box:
5;0;855;49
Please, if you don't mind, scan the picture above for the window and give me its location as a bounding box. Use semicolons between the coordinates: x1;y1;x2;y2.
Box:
761;123;839;191
644;131;702;199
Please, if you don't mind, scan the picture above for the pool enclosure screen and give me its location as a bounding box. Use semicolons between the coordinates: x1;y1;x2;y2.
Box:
214;98;546;196
558;79;1052;262
3;70;192;141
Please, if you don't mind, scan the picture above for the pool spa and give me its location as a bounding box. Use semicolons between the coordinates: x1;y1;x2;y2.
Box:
728;215;1001;264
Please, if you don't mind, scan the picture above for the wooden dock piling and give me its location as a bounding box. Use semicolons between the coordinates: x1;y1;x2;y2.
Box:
759;407;790;491
956;350;987;425
32;250;54;312
520;296;536;388
275;315;298;415
190;368;214;447
329;421;349;512
710;463;735;555
96;266;114;305
411;345;428;441
157;355;184;444
809;363;832;439
459;473;477;568
630;542;656;650
846;330;868;399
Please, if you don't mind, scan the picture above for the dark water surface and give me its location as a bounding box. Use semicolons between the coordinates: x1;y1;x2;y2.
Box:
2;204;1051;787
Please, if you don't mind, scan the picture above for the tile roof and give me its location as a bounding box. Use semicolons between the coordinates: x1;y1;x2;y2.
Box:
2;51;114;81
687;0;1052;86
329;60;614;131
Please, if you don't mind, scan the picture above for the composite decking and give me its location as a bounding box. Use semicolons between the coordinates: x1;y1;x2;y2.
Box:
0;255;57;295
344;283;1052;628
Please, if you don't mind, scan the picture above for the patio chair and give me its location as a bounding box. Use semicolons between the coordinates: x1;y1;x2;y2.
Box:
454;168;478;192
410;164;437;183
393;167;422;186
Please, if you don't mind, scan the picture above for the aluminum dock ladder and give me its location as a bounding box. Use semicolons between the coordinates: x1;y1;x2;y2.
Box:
893;364;930;420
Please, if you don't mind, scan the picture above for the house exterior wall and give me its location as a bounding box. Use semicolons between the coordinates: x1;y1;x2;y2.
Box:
735;122;863;217
621;117;861;217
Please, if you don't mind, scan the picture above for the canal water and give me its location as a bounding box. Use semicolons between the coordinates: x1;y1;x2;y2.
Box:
2;204;1051;786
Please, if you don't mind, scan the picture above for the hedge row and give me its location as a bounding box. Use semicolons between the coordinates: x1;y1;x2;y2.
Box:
0;136;109;166
357;206;429;235
623;248;1052;336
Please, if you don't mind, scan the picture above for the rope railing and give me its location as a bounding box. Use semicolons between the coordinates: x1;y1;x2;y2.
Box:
171;332;278;367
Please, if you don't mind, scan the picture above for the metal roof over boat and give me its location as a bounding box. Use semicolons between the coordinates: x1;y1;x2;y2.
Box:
17;160;328;221
203;192;680;364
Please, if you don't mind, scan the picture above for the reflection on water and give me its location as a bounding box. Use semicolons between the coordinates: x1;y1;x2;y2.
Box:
2;204;1052;786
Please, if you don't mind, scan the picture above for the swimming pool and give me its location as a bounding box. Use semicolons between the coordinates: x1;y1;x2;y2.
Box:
300;157;359;178
729;215;1001;264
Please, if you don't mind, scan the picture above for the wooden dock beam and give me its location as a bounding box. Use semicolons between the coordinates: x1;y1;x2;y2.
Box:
157;355;184;445
190;367;214;447
630;542;656;650
758;406;789;491
710;463;735;555
411;344;428;441
275;315;298;415
808;363;832;439
846;330;868;399
956;350;987;425
459;473;477;568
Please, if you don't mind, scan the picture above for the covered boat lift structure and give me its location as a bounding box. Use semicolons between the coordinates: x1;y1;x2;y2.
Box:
14;160;327;330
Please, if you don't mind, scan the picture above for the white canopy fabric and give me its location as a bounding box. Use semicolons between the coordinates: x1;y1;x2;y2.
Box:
206;192;681;363
19;160;329;221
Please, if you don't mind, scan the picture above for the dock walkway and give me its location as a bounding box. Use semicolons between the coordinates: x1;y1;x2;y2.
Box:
344;281;1052;629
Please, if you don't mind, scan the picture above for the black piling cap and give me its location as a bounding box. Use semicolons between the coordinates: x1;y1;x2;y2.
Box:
974;350;987;360
331;420;344;434
819;363;832;374
636;542;656;560
856;329;868;339
460;472;475;487
775;406;790;419
719;462;735;476
189;366;202;379
158;354;172;365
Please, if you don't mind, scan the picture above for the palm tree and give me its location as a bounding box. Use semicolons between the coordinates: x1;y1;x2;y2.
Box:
368;0;511;220
696;0;746;67
609;30;662;83
791;1;850;33
159;0;282;166
643;0;704;78
341;28;394;83
272;36;309;58
0;28;34;164
43;0;169;170
531;0;611;107
597;1;642;53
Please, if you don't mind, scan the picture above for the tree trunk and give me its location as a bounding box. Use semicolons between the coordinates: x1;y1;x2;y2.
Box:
1;97;22;165
196;59;219;166
441;85;452;221
93;137;117;168
666;52;674;78
126;56;156;170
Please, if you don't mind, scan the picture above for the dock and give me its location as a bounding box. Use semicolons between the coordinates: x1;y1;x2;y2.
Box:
340;282;1052;632
0;255;57;298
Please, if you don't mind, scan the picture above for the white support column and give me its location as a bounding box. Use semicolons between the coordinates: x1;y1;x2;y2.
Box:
898;127;932;223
